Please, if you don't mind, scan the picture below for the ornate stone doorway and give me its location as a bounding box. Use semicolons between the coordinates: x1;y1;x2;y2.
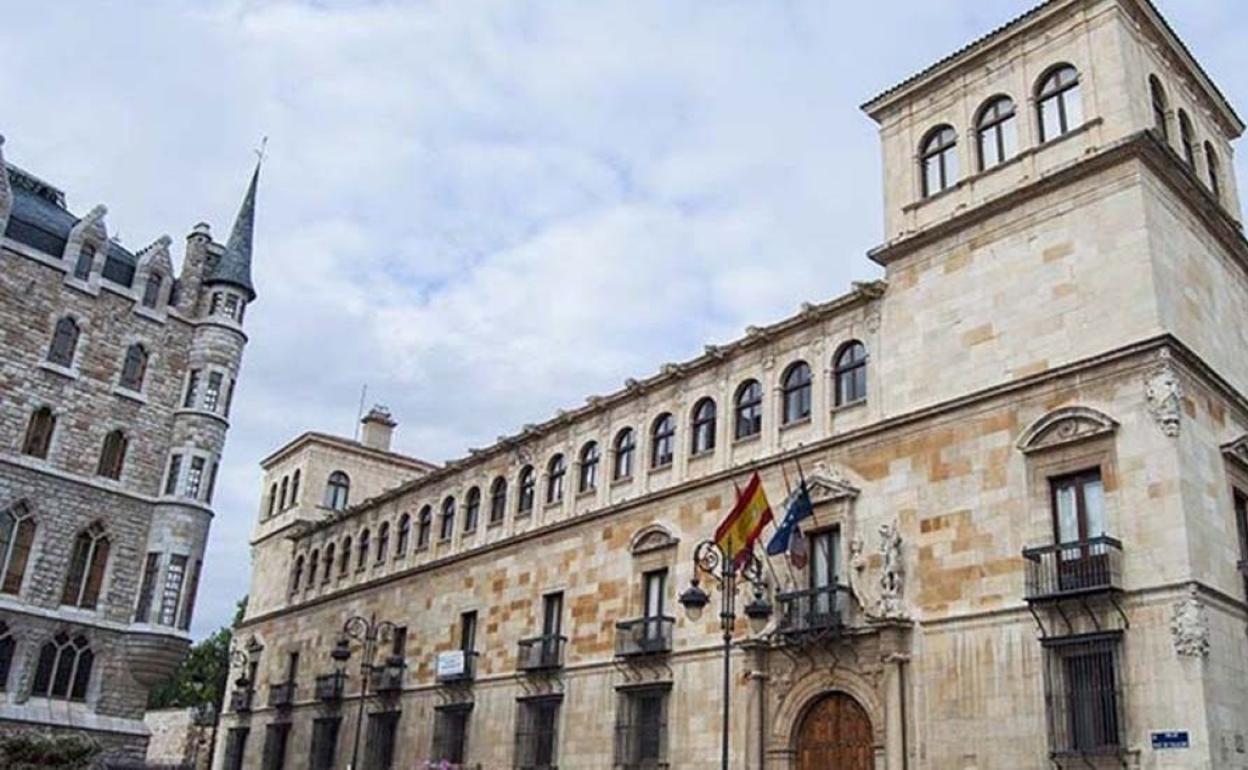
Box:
795;692;873;770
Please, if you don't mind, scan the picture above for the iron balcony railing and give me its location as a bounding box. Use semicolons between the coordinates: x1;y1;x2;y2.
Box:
228;688;253;713
1023;536;1123;602
369;656;406;692
315;672;345;702
614;616;675;658
267;681;295;708
776;584;852;636
435;650;479;684
517;634;567;671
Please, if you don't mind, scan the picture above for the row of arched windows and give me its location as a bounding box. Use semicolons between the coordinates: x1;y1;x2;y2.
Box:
21;408;130;482
920;64;1084;197
288;342;870;598
45;315;149;392
0;622;95;703
1148;75;1224;201
0;503;112;616
267;469;303;517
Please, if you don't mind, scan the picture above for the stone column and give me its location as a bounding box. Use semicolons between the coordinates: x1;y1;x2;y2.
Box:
743;641;769;769
882;651;909;770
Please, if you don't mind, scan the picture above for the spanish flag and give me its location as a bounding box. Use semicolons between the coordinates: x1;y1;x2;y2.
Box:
715;472;774;567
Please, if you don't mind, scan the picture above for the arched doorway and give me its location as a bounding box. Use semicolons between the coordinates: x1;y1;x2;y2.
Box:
795;692;873;770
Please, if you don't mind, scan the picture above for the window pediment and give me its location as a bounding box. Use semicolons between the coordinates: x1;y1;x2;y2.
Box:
1222;435;1248;470
630;524;678;556
1017;406;1118;454
804;462;861;505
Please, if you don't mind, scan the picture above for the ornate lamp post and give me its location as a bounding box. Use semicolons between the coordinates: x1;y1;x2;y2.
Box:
331;613;400;770
678;541;772;770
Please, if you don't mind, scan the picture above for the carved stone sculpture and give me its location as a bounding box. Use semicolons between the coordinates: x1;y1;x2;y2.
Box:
847;536;869;613
1170;584;1209;658
1145;351;1183;438
876;522;905;619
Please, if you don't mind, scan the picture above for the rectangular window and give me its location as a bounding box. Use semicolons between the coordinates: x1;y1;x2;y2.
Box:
432;705;471;764
207;461;220;504
178;559;202;631
286;651;300;683
183;369;201;408
1235;490;1248;598
309;717;341;770
210;292;223;315
643;569;666;619
204;372;224;412
542;592;563;638
134;552;160;623
158;555;187;626
460;611;477;653
223;727;249;770
614;686;669;769
363;711;400;770
808;529;842;621
515;696;561;770
224;294;241;320
1043;634;1122;755
391;626;407;658
164;454;182;496
1050;469;1108;592
73;244;95;281
261;722;291;770
186;457;206;499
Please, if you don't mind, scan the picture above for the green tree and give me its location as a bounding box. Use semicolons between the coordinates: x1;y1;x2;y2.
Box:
147;596;247;711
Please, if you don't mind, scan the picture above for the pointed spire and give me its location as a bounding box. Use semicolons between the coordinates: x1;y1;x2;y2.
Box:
205;153;261;300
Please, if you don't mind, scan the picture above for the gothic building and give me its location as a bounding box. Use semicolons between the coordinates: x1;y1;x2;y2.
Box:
0;135;260;761
220;0;1247;768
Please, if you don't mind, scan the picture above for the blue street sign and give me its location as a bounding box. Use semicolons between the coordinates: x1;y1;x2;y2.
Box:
1152;731;1190;750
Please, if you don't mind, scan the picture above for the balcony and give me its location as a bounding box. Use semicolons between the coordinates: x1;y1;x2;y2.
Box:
369;656;406;692
1024;537;1123;602
517;634;566;672
228;688;253;713
614;616;674;658
435;650;479;684
315;672;345;702
776;585;851;638
267;682;296;708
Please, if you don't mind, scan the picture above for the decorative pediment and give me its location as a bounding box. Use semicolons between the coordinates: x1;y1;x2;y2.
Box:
1223;435;1248;469
804;461;860;505
630;523;679;556
1016;406;1119;454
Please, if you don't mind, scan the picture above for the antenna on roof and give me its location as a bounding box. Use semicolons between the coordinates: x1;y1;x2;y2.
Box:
254;136;268;164
354;384;368;441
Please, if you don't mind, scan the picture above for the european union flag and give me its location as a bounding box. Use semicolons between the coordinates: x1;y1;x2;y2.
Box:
765;480;813;556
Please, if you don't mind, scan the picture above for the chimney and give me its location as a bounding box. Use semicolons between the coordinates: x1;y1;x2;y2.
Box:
360;405;397;451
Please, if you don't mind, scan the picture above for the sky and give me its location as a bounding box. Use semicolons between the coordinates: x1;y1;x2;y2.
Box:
1;0;1245;639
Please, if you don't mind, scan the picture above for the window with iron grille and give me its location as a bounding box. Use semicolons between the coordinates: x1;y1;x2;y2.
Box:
1043;633;1123;757
223;727;249;770
310;717;341;770
515;696;561;769
262;722;291;770
364;710;400;770
614;686;669;769
432;704;471;764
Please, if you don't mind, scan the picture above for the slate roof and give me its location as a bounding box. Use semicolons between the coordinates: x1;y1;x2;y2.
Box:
204;162;259;300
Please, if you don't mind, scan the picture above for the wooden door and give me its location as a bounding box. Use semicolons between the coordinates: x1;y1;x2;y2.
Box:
796;693;873;770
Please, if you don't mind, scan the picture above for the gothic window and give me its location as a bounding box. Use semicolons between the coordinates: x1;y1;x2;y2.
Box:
920;125;958;197
325;471;350;511
31;633;93;702
489;477;508;525
834;341;868;406
579;442;600;493
417;506;432;549
396;513;411;556
185;456;207;499
141;273;163;309
73;243;95;281
204;371;224;412
158;554;187;626
165;455;183;496
464;487;481;533
183;369;201;408
518;466;536;514
1037;65;1083;142
97;430;128;480
357;529;370;571
0;502;36;595
61;522;110;610
440;497;456;541
976;96;1018;170
47;316;79;367
1179;110;1196;169
0;622;13;692
22;407;55;459
650;414;675;469
691;398;716;455
306;549;318;589
376;522;390;562
1149;75;1169;140
322;545;335;584
781;361;813;424
546;455;566;504
614;428;636;480
119;343;149;392
1206;142;1222;200
339;538;352;577
734;380;763;439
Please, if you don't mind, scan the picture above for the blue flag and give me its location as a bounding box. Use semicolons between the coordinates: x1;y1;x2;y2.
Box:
765;480;813;556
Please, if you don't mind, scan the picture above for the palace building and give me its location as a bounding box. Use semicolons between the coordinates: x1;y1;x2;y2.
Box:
0;136;261;761
219;0;1248;767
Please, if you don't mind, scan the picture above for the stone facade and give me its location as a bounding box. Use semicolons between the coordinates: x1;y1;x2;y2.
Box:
219;1;1248;768
0;139;260;762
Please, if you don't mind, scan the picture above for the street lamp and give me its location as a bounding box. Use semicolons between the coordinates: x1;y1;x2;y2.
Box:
678;540;772;770
332;613;400;770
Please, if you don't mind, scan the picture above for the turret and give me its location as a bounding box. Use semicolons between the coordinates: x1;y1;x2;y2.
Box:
200;161;258;324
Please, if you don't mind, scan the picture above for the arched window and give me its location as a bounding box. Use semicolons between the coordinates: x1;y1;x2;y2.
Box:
546;455;566;505
0;502;36;595
47;317;79;367
1037;65;1083;142
290;469;301;506
141;273;163;309
396;513;411;556
691;398;716;455
324;471;350;511
31;633;93;702
61;522;109;610
1179;110;1196;169
339;538;352;576
417;506;432;549
734;380;763;439
73;244;95;281
834;341;868;406
22;407;55;459
279;477;289;510
781;362;813;425
976;96;1017;171
357;529;370;570
376;522;390;562
1149;75;1169;140
1206;142;1222;200
306;549;319;588
651;414;675;468
614;428;636;480
440;497;456;541
119;344;148;392
464;487;481;532
96;430;128;480
920;125;958;197
322;545;334;584
489;478;508;525
518;466;536;514
579;442;600;493
267;483;278;517
290;555;304;593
